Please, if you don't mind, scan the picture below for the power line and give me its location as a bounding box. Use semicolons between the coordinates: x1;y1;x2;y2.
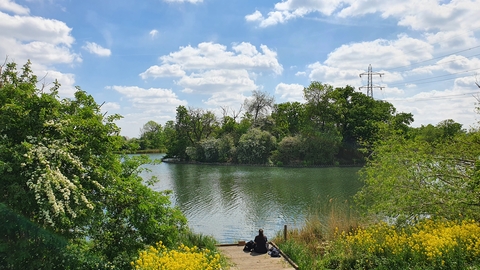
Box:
381;91;480;102
384;44;480;72
387;67;480;87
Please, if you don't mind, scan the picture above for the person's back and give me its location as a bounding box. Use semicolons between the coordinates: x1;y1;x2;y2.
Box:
254;229;268;254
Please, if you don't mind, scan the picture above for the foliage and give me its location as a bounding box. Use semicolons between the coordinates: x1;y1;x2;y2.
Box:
169;106;219;159
356;131;480;221
0;203;113;270
138;120;166;151
158;81;411;165
131;241;222;270
0;60;187;269
236;128;276;164
271;101;306;139
89;155;187;267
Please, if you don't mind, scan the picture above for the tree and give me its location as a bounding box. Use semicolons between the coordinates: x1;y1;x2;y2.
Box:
244;90;274;125
139;120;164;150
171;106;219;160
236;128;276;164
271;102;306;139
355;131;480;221
303;82;335;131
0;60;187;268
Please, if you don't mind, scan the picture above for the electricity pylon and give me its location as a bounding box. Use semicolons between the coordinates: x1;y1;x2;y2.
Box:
359;64;384;98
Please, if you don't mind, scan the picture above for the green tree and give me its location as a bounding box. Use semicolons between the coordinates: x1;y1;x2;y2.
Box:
0;61;187;268
139;120;165;150
356;131;480;221
271;102;306;139
236;128;276;164
303;82;335;131
171;106;218;160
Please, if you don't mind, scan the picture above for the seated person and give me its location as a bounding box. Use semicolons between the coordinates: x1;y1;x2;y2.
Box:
253;229;268;253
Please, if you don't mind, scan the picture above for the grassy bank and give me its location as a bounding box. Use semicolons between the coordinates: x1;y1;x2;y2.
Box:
273;202;480;269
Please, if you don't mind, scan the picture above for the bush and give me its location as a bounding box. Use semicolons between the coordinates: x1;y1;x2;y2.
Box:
236;128;276;164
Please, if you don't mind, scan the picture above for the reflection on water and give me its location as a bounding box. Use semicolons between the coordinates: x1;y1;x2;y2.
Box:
140;154;362;244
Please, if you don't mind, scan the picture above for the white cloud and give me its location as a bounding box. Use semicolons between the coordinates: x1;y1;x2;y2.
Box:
41;68;77;97
140;64;186;79
101;102;121;112
140;42;282;107
275;83;304;102
149;29;159;39
153;42;282;74
0;0;30;15
109;85;187;109
163;0;203;3
387;82;479;129
247;0;480;34
0;12;74;45
324;35;434;69
203;91;248;107
0;10;80;66
82;41;111;57
0;7;80;101
176;69;257;94
108;85;188;137
245;10;263;22
295;71;306;76
425;30;477;49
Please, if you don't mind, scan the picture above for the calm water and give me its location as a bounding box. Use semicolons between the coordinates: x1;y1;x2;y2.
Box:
140;154;362;244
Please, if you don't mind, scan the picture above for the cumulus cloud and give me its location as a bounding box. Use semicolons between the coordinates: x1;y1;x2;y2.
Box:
324;35;433;69
245;10;263;22
149;42;282;74
387;82;479;128
0;0;30;15
141;64;186;79
246;0;480;34
139;42;282;108
109;85;187;109
0;5;80;101
275;83;304;102
82;41;111;57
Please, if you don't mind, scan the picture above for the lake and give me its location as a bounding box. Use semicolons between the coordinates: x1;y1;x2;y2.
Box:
140;154;362;244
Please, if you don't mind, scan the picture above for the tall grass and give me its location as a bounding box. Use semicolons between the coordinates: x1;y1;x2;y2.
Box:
272;199;480;269
272;198;361;269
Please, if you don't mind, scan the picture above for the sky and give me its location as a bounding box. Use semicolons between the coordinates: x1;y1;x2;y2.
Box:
1;0;480;138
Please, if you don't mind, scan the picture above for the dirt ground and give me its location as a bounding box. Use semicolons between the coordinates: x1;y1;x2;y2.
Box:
218;245;297;270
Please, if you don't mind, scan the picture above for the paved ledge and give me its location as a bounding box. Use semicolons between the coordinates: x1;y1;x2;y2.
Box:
217;242;297;270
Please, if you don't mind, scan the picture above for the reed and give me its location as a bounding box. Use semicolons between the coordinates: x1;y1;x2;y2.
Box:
272;198;361;269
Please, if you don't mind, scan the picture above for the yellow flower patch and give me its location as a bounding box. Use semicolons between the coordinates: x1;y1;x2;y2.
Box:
342;219;480;264
132;241;222;270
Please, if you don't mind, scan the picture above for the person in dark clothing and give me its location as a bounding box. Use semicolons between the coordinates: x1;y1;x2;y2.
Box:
253;229;268;253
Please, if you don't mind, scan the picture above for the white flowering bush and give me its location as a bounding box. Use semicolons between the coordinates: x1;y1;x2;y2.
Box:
22;135;95;227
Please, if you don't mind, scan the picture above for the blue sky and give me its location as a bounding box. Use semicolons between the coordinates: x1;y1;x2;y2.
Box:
1;0;480;138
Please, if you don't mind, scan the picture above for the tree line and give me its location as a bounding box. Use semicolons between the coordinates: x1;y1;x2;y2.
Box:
127;82;416;166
